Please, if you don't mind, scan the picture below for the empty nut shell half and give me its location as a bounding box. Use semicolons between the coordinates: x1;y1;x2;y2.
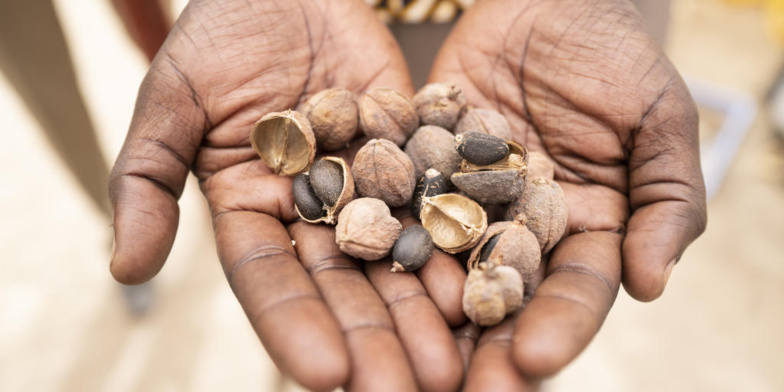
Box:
405;125;462;183
505;177;568;253
359;88;419;146
391;225;434;272
250;110;316;176
301;87;358;151
467;220;541;283
293;157;354;225
454;108;513;141
451;141;528;204
412;168;447;219
462;262;523;327
336;198;402;260
455;132;509;166
413;83;467;130
352;139;417;207
420;193;487;254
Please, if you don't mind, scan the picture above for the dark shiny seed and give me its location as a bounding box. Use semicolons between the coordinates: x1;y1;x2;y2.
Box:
456;132;509;165
293;173;326;221
309;159;344;207
392;225;434;272
479;233;502;263
412;168;447;218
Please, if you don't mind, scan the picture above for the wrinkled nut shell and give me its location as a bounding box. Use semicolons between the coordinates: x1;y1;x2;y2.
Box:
505;177;568;253
250;110;316;176
451;169;525;204
527;151;555;180
455;132;509;166
336;198;402;260
413;83;467;130
420;193;487;254
404;125;462;183
293;173;326;221
391;225;434;272
301;88;358;151
462;263;523;327
454;108;513;141
468;221;541;283
309;159;343;207
359;88;419;146
412;168;447;219
352;139;416;207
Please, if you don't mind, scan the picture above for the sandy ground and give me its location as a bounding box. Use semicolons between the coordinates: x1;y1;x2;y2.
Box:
0;0;782;391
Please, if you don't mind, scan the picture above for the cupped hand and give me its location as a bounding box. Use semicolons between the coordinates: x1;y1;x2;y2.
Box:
108;1;466;390
430;0;707;388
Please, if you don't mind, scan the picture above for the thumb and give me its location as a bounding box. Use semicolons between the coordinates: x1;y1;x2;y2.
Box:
109;60;206;284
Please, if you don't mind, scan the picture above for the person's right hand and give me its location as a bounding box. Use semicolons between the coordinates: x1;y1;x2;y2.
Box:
108;1;466;390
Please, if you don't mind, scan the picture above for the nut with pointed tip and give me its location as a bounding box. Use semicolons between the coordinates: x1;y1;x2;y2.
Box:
462;262;524;327
420;193;487;254
413;83;467;130
454;108;513;141
250;110;316;176
352;139;417;207
292;157;354;225
467;219;541;283
335;198;402;260
359;88;419;146
412;168;447;219
451;141;529;204
301;88;358;151
405;125;461;183
505;177;568;253
391;225;434;272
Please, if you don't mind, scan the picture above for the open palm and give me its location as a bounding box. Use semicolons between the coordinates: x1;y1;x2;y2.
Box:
429;0;707;388
109;1;466;390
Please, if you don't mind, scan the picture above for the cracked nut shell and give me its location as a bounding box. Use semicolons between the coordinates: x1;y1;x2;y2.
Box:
301;87;358;151
335;198;402;260
391;225;434;272
250;110;316;176
462;262;523;327
293;157;354;225
420;193;487;254
454;108;512;141
413;83;467;130
352;139;416;207
451;141;529;204
468;220;541;283
412;168;447;219
505;177;568;253
404;125;462;183
359;88;419;146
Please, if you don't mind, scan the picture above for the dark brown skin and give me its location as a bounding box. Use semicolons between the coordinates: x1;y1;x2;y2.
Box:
430;0;706;388
109;0;706;390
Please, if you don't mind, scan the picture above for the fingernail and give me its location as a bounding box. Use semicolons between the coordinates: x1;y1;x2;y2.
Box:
662;258;677;286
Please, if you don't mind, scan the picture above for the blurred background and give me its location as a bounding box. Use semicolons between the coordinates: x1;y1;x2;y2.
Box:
1;0;783;391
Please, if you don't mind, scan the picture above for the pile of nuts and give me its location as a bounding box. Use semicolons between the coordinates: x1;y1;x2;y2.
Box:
249;83;568;327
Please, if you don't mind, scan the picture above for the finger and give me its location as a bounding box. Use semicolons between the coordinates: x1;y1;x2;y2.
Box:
365;260;464;392
464;318;538;392
109;63;207;284
512;231;622;378
215;211;349;391
288;223;417;392
625;83;707;301
452;322;481;372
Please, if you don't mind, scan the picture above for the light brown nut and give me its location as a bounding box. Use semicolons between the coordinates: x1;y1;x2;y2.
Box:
335;198;402;260
352;139;416;207
451;141;528;204
454;108;513;141
505;177;568;253
292;157;354;225
358;88;419;146
250;110;316;176
467;220;541;283
527;151;555;180
413;83;467;130
420;193;487;254
301;88;358;151
404;125;461;182
462;263;523;327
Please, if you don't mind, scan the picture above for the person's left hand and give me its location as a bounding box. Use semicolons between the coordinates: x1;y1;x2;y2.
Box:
429;0;707;389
